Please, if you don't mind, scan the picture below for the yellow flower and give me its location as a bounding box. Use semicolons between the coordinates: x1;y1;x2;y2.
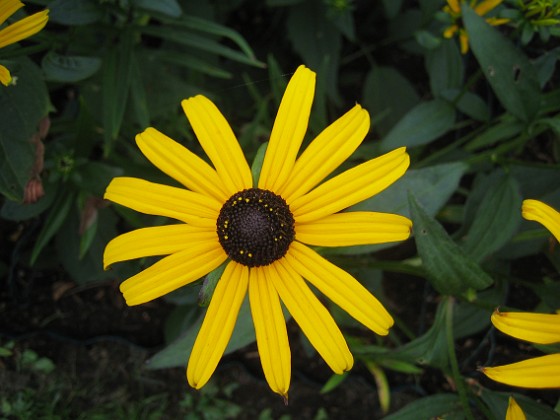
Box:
506;396;526;420
522;199;560;242
482;309;560;388
103;65;412;399
443;0;510;54
0;0;48;86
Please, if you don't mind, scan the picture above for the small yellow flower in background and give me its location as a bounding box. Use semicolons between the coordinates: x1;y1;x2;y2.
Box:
506;396;526;420
522;199;560;242
443;0;510;53
103;65;412;399
0;0;48;86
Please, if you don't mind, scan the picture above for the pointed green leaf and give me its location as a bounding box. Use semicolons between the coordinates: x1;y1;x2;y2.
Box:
380;99;456;151
425;40;463;96
384;394;461;420
463;174;522;261
133;0;182;17
42;52;101;83
102;30;134;154
408;193;494;295
31;190;76;265
462;4;541;122
391;300;450;369
363;66;420;137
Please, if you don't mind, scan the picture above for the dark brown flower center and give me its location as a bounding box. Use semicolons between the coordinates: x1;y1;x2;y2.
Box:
217;188;295;267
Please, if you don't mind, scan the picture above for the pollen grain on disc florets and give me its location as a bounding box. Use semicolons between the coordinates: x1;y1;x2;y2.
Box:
216;188;295;267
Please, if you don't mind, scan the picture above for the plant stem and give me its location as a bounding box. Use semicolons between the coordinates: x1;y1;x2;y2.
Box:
445;297;475;420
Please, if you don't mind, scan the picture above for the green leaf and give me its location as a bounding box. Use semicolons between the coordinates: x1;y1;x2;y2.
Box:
462;4;541;122
153;51;232;79
391;300;450;369
320;372;349;394
164;16;261;64
440;89;490;122
148;297;255;369
42;52;101;83
353;162;467;218
384;394;461;420
129;50;150;129
251;142;268;186
408;193;494;295
340;162;467;255
31;190;76;265
462;174;522;261
286;0;341;103
55;208;118;284
79;215;98;260
140;26;264;68
102;30;134;154
465;115;524;152
381;0;403;19
363;66;420;137
48;0;102;25
425;40;463;96
380;99;456;151
133;0;182;17
0;58;49;202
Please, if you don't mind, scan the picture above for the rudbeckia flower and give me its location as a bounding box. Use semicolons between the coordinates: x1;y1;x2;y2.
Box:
443;0;509;54
506;396;526;420
0;0;48;86
103;65;412;399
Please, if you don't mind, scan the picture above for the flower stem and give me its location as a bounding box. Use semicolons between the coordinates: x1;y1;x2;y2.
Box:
445;297;475;420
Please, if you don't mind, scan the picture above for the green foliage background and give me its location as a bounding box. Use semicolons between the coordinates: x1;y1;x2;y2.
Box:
1;0;560;418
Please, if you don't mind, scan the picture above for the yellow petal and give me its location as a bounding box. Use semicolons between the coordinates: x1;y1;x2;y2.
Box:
187;262;249;389
258;65;316;192
446;0;461;14
249;267;290;398
0;0;23;27
443;24;459;39
296;211;412;247
474;0;502;16
481;354;560;388
181;95;252;196
506;397;526;420
0;64;11;86
290;147;409;223
136;128;229;202
280;104;370;203
270;260;353;374
486;17;510;26
459;30;469;54
0;9;48;49
285;242;394;335
119;241;227;306
491;310;560;345
104;224;217;269
522;199;560;242
104;177;220;228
